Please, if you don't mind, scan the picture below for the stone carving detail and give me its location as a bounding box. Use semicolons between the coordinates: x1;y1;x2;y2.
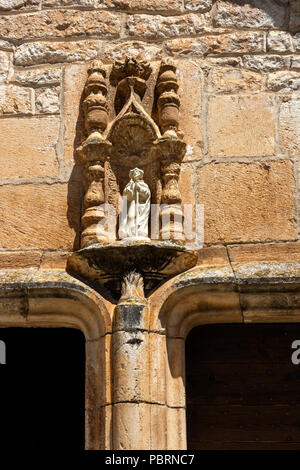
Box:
78;60;112;247
156;59;183;139
119;168;151;240
119;270;145;303
156;59;186;242
68;56;197;300
77;56;187;248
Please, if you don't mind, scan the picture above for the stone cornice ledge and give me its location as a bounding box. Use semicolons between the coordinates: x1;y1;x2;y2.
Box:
151;261;300;337
0;268;113;339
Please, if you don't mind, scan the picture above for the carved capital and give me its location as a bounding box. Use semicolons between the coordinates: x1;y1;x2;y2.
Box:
119;271;145;304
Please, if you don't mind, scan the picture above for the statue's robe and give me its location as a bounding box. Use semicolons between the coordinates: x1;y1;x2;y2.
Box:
119;180;151;239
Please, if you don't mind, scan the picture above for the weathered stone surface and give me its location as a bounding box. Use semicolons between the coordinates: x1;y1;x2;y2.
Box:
112;329;149;402
102;41;162;62
179;166;195;206
0;183;81;250
0;251;41;268
44;0;94;5
205;56;242;67
0;85;32;115
0;116;60;178
243;55;291;72
0;10;120;41
113;403;151;450
279;98;300;155
0;52;11;83
290;0;300;32
213;0;286;29
177;60;202;159
267;71;300;92
228;242;300;264
103;0;182;10
293;33;300;52
64;63;88;165
292;57;300;70
197;161;296;244
0;40;14;52
15;40;99;66
0;0;39;10
126;13;209;39
197;246;229;266
40;251;69;269
35;87;60;114
165;32;264;56
208;68;262;93
185;0;212;11
14;68;61;86
267;31;293;53
207;95;275;158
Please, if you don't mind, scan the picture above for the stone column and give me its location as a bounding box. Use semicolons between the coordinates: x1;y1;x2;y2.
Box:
78;60;113;247
112;272;151;449
156;60;186;243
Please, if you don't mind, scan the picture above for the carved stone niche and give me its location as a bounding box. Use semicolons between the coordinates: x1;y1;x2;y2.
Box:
68;57;197;301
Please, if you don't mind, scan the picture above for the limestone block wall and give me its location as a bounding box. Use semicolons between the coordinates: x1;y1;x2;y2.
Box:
0;0;300;268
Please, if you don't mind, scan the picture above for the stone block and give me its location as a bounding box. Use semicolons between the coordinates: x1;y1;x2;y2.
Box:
0;183;81;250
213;0;286;30
35;87;60;114
126;13;209;39
208;68;262;93
279;97;300;155
197;161;296;244
165;32;264;56
267;72;300;93
15;41;99;66
0;10;120;41
0;85;32;115
207;95;275;158
0;117;60;179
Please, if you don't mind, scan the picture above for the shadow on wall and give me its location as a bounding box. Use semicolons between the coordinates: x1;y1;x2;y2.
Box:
212;0;293;32
67;79;86;251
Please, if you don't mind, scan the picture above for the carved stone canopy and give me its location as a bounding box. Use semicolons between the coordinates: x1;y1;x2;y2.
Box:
68;57;197;300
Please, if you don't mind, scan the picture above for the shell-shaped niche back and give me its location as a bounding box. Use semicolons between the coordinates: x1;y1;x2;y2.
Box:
106;89;161;167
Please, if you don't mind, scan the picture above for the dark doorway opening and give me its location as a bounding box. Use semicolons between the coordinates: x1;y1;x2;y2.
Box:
0;328;85;451
186;323;300;450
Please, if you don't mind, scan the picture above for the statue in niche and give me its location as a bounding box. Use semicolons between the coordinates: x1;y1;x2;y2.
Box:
119;168;151;240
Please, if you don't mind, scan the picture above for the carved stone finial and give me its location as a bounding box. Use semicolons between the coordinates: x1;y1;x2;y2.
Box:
83;59;108;137
119;271;145;303
111;56;152;113
110;56;152;85
156;59;183;139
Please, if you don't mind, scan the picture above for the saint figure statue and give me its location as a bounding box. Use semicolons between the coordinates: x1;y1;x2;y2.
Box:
119;168;151;240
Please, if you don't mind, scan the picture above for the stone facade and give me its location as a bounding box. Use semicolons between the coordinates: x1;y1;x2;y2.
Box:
0;0;300;450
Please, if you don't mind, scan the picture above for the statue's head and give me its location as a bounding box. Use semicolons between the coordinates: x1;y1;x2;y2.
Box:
129;168;144;181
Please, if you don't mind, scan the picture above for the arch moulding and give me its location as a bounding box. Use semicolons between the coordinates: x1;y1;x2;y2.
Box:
0;268;113;450
149;261;300;449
